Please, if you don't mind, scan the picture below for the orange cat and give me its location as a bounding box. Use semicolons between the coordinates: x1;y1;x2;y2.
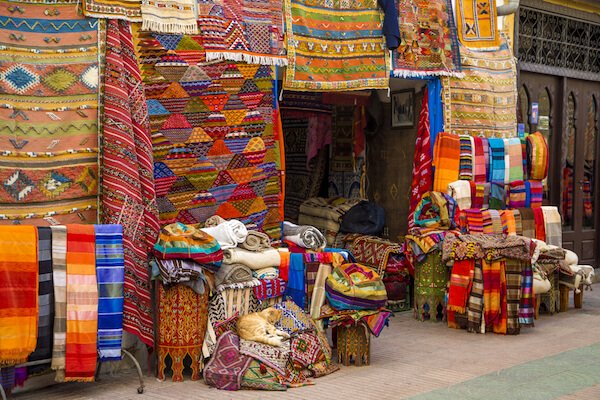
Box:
236;307;290;347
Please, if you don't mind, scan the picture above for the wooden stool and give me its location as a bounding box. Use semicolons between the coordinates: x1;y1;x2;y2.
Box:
337;324;370;366
559;284;584;312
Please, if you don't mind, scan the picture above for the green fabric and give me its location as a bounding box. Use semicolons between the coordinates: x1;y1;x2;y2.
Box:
414;251;448;322
241;360;287;391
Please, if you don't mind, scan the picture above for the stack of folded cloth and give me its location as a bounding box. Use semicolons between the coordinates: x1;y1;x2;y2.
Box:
298;197;361;245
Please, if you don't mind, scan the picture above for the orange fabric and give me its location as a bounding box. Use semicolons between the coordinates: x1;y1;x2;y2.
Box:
433;132;461;192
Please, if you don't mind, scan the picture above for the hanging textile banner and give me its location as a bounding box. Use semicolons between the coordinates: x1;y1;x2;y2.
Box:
455;0;501;50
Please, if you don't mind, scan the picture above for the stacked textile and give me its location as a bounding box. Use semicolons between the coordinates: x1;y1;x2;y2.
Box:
298;198;361;245
460;208;558;241
283;222;326;251
201;219;249;250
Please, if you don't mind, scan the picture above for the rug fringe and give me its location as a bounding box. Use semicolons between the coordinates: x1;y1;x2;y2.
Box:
391;69;465;79
205;51;288;67
141;19;198;35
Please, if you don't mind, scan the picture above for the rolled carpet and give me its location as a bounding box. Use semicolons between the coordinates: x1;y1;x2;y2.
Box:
201;219;248;250
223;248;282;270
215;263;253;286
283;221;326;250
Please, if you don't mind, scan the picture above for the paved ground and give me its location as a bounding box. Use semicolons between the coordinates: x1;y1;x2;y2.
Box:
12;284;600;400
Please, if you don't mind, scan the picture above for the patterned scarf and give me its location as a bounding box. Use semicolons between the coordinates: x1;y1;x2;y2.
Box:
408;87;433;228
519;262;534;327
533;207;546;242
505;259;523;335
50;226;67;379
483;259;502;330
472;136;486;183
447;260;475;314
463;209;484;233
508;180;526;208
488;138;505;185
526;180;543;208
467;260;484;333
526;132;549;180
65;225;98;382
459;135;474;180
0;226;38;366
433;132;460;192
506;138;524;182
140;0;198;34
95;225;124;362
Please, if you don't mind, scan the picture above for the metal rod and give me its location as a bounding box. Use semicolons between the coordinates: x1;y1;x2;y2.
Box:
122;349;145;394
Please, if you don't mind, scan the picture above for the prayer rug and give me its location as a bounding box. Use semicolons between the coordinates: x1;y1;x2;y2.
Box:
50;226;67;379
455;0;500;49
134;29;283;239
283;0;389;91
197;0;287;66
65;225;98;382
102;19;159;347
239;339;290;375
0;226;38;366
94;225;124;361
442;40;517;138
392;0;461;78
0;2;100;225
83;0;142;20
157;284;208;382
204;331;252;390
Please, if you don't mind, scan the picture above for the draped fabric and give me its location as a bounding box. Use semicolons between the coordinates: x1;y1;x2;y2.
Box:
433;132;460;192
519;262;534;326
467;260;484;333
447;260;475;314
50;226;67;379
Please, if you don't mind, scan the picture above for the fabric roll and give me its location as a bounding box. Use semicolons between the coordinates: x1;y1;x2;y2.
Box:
526;132;549;180
239;231;271;252
215;263;253;286
506;138;524;182
252;268;279;280
508;180;526;208
533;207;547;242
222;248;281;270
201;220;248;250
488;138;505;185
95;225;125;362
447;180;472;210
541;206;562;247
459;135;474;180
282;221;326;250
50;226;67;379
433;132;461;192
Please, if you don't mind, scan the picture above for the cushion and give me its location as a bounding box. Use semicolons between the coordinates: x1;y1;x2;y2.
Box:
325;263;387;310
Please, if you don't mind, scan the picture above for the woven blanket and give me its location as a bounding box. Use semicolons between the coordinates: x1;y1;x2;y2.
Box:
459;136;474;180
467;260;484;333
392;0;461;78
350;235;403;275
283;221;326;250
94;225;124;362
414;191;458;230
201;219;248;249
65;225;98;382
290;332;325;368
283;0;389;91
526;132;549;180
273;300;314;335
518;208;535;239
433;132;460;192
141;0;197;34
508;180;526;208
502;209;516;236
533;207;546;242
28;227;54;372
0;2;99;225
448;180;472;211
204;331;252;390
455;0;500;49
506;138;524;182
0;226;38;366
102;19;159;347
505;259;523;335
240;230;272;252
488;138;505;184
542;206;562;247
472;137;487;182
463;209;483;233
519;261;534;326
468;182;486;209
216;263;253;286
223;248;281;270
83;0;142;20
240;339;290;375
241;360;287;391
50;226;67;377
526;180;543;208
153;223;223;268
197;0;286;65
135;29;282;240
253;267;279;280
442;41;517;138
253;278;286;300
447;260;475;313
157;284;208;382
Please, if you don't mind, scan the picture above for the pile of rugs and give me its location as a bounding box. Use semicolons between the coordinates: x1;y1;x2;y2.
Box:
298;197;362;246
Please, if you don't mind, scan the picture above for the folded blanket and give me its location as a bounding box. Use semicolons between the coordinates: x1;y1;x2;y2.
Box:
201;219;248;250
472;136;487;183
527;132;549;180
414;191;458;230
508;180;526;208
223;248;281;270
239;230;271;252
488;138;505;185
215;263;253;286
506;138;524;182
154;222;223;268
153;259;205;284
526;180;543;208
253;267;279;280
433;132;460;192
447;180;472;210
464;209;484;233
541;206;562;247
459;135;474;181
469;182;486;209
489;183;506;210
283;221;326;250
253;278;286;301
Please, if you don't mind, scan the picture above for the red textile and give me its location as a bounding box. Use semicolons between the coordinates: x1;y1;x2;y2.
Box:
447;260;475;313
533;207;546;242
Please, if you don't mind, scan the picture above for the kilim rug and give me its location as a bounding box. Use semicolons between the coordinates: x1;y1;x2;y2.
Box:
0;1;100;225
455;0;501;49
392;0;462;78
442;39;517;138
329;106;362;198
350;235;404;276
283;0;389;91
102;19;159;347
197;0;287;66
83;0;142;21
134;28;283;239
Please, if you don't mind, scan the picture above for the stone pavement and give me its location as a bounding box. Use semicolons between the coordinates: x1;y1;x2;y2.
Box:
13;284;600;400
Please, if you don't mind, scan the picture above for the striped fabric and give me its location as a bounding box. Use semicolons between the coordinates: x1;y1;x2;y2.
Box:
472;136;487;183
488;138;505;185
464;209;484;233
505;259;523;335
482;138;490;178
506;138;524;182
447;260;475;313
153;223;223;269
459;135;474;180
50;226;67;379
467;260;484;333
482;210;493;234
502;210;517;235
526;132;549;180
488;210;503;234
448;180;472;210
513;209;523;236
65;225;98;382
533;207;546;242
527;180;544;208
95;225;125;361
433;132;461;192
508;180;527;208
519;262;534;326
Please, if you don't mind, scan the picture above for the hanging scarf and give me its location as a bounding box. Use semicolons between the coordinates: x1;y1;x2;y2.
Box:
487;138;505;185
447;260;475;314
519;262;534;327
458;135;474;180
506;138;524;182
518;208;536;239
463;209;484;233
513;209;523;236
508;180;527;208
472;136;487;183
0;226;38;366
50;226;67;380
467;260;484;333
533;207;546;242
526;180;544;208
542;206;562;247
433;132;460;192
482;259;501;328
469;181;484;209
408;87;433;228
526;132;549;180
502;210;517;236
505;259;523;335
447;180;472;211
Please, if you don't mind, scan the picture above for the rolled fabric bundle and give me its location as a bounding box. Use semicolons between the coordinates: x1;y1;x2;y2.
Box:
239;230;271;252
222;248;281;270
204;215;226;227
526;132;549;180
282;221;326;250
201;219;248;250
252;267;279;280
215;263;253;286
447;180;472;210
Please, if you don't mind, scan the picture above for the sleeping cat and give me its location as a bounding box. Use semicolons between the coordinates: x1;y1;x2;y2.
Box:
236;307;290;347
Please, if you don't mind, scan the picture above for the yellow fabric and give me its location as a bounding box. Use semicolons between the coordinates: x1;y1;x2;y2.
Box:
455;0;501;49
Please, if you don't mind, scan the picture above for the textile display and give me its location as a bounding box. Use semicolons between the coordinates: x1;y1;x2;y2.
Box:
65;225;98;382
283;221;326;250
525;180;543;208
285;254;306;308
28;227;54;373
321;306;391;337
325;263;387;310
349;235;403;275
153;223;223;268
0;226;38;366
94;225;124;362
463;209;483;233
455;0;500;49
140;0;198;34
83;0;142;20
408;87;433;228
204;331;252;391
470;182;488;209
414;191;458;230
241;360;287;391
135;29;283;239
502;209;517;236
239;339;290;375
252;267;279;280
50;226;67;377
283;0;389;91
223;248;281;270
102;19;160;347
526;132;549;180
488;138;505;184
273;300;314;335
505;259;523;335
201;219;248;249
240;230;271;252
447;260;475;313
157;284;208;382
472;137;487;182
488;183;505;210
414;251;447;321
533;207;546;242
152;258;205;286
508;180;526;208
215;263;253;286
519;264;535;324
506;138;524;182
458;136;474;180
467;260;484;333
542;206;562;247
482;259;506;334
253;278;287;300
433;132;460;192
0;2;99;225
448;180;472;211
442;40;517;138
392;0;461;78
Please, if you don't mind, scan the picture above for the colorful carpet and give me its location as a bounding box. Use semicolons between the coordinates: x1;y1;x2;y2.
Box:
83;0;142;21
134;29;283;239
392;0;461;78
283;0;389;91
455;0;501;49
0;1;100;225
197;0;287;66
442;39;517;138
102;19;159;347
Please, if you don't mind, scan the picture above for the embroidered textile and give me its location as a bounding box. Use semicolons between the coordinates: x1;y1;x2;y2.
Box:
204;331;252;390
83;0;142;20
442;41;517;138
253;278;286;300
102;19;159;347
283;0;389;91
0;2;99;225
0;226;38;366
135;30;283;239
157;284;208;381
241;360;287;391
526;132;549;180
392;0;461;78
50;226;67;377
239;339;290;375
455;0;500;49
65;225;98;382
433;132;460;192
94;225;124;361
